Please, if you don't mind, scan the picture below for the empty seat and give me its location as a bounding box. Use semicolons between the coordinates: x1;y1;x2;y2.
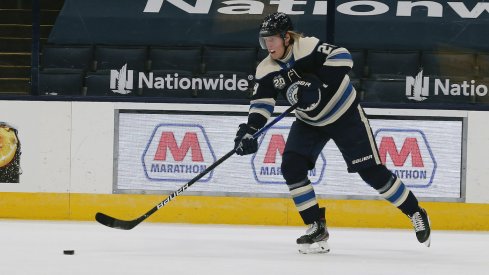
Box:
477;53;489;78
149;46;202;75
203;47;257;75
367;50;420;79
362;79;409;103
41;44;93;71
421;52;476;78
85;71;141;96
350;49;366;80
39;69;84;95
94;46;147;72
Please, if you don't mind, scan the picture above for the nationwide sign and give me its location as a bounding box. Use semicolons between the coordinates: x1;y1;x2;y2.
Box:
110;64;252;94
143;0;489;18
116;112;462;199
405;70;489;101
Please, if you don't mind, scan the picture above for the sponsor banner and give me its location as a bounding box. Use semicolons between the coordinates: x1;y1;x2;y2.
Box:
49;0;488;50
110;64;253;95
116;111;462;198
405;70;489;102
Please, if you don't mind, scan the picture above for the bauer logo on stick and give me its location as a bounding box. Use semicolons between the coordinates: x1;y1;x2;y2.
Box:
0;122;22;183
142;124;217;182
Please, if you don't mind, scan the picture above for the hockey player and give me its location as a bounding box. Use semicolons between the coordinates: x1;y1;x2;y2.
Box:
234;12;431;254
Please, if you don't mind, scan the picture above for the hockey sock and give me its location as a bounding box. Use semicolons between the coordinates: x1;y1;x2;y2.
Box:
288;178;320;224
358;165;419;216
377;175;420;216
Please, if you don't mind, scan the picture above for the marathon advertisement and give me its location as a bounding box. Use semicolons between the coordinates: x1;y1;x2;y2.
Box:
115;111;462;199
49;0;488;50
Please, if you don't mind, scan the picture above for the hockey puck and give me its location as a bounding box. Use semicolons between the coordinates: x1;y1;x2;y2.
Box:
63;250;75;255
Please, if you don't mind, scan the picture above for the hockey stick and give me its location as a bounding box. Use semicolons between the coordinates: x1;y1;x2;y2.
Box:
95;104;297;230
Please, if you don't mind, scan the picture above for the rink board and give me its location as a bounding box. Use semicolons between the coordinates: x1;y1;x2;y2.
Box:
0;192;488;230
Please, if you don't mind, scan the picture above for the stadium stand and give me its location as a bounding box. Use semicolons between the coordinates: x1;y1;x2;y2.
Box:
349;49;366;80
0;0;63;95
142;46;202;97
41;44;93;71
366;50;420;79
421;52;476;78
199;46;257;98
94;46;148;72
39;69;84;95
361;78;409;103
477;53;489;78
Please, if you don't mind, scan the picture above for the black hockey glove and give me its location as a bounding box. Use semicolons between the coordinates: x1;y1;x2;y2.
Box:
234;123;258;156
288;75;322;111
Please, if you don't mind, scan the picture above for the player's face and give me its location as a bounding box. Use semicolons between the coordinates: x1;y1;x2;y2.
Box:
262;34;289;60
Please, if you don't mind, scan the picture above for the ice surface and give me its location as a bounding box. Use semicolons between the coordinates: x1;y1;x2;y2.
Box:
1;220;488;275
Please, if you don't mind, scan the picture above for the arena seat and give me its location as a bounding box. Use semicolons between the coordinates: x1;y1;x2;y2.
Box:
41;44;93;71
349;49;366;80
477;53;489;78
149;46;202;75
39;69;84;95
202;46;257;75
361;78;410;103
367;50;420;79
421;52;476;78
85;71;141;96
94;46;148;72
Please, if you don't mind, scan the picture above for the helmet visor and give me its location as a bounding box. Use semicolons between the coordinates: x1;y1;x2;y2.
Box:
259;36;267;50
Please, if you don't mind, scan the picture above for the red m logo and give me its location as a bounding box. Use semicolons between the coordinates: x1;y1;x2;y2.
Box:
154;132;203;162
263;134;286;163
379;137;424;167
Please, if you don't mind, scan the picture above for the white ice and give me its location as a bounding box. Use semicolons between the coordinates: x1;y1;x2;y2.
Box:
1;219;488;275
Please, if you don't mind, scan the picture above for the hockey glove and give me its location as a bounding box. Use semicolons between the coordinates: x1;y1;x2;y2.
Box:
234;123;258;156
287;75;322;112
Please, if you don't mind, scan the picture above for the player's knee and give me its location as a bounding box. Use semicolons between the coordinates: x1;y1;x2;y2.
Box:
357;164;393;190
281;152;309;184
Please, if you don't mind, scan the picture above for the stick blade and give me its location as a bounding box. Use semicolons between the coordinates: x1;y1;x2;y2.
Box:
95;212;138;230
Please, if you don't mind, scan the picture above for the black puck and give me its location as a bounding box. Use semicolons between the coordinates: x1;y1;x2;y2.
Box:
63;250;75;255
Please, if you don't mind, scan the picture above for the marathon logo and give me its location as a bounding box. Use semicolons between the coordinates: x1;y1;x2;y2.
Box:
144;0;489;19
142;124;216;182
251;126;326;184
375;128;437;187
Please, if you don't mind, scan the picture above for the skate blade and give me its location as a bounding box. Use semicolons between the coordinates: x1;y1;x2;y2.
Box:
298;241;330;254
423;236;431;247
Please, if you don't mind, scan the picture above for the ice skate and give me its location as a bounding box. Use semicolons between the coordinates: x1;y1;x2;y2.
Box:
297;207;330;254
409;208;431;247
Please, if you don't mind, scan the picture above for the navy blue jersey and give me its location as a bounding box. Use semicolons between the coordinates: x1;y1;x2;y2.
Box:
248;36;357;130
